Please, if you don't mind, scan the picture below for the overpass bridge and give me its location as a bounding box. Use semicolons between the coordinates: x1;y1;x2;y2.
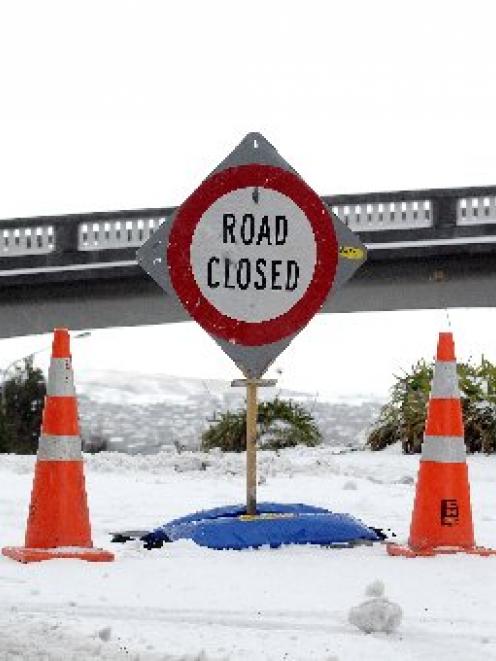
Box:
1;185;496;339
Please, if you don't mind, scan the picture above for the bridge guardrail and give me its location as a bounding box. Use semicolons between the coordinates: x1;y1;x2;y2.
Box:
457;195;496;225
1;225;54;256
78;216;166;251
329;199;431;231
1;186;496;261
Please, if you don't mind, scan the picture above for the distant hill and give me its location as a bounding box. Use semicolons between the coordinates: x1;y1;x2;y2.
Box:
76;370;383;454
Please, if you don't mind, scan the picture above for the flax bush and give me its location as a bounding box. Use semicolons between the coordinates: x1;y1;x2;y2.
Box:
367;358;496;454
201;398;322;452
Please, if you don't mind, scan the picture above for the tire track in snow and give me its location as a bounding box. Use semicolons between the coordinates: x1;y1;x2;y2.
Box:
3;600;348;634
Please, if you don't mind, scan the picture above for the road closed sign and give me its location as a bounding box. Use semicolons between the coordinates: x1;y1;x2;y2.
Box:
137;133;366;377
167;164;337;346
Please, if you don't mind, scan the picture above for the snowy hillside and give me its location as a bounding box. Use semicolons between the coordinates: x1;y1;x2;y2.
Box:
76;370;383;454
1;445;495;660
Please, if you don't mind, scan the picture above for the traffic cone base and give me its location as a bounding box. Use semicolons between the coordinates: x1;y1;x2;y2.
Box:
386;542;496;558
2;546;114;563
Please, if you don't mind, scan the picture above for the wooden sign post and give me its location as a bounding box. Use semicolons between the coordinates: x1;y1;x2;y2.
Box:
232;377;277;514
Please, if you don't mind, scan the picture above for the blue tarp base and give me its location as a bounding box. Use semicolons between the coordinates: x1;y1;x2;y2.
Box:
141;502;382;550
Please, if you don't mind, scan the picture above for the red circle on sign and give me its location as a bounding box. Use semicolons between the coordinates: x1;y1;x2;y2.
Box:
167;164;337;346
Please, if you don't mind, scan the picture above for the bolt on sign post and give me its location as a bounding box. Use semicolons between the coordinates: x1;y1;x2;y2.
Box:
137;133;367;514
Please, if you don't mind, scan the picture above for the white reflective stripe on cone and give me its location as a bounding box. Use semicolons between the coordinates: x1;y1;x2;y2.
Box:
46;358;76;397
430;361;460;399
422;435;466;463
37;434;82;461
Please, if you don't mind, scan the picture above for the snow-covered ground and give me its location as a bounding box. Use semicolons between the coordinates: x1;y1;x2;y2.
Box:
1;445;496;660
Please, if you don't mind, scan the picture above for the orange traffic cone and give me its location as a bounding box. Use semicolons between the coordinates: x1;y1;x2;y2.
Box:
2;329;114;563
387;332;496;558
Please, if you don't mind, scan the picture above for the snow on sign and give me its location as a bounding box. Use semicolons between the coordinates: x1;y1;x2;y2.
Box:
137;133;367;377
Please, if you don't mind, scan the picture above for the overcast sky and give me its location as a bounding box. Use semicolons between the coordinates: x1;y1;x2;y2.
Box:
1;1;496;400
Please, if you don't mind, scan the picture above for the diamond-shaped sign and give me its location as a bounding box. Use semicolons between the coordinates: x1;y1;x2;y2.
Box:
137;133;366;377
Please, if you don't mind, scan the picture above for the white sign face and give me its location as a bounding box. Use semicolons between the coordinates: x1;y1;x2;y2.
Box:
190;187;317;323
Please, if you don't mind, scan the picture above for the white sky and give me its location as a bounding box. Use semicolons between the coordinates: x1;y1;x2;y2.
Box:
1;0;496;400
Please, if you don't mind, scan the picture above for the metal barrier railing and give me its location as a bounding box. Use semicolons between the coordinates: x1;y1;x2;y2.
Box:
1;185;496;259
330;199;431;231
78;216;164;250
1;225;54;256
457;195;496;225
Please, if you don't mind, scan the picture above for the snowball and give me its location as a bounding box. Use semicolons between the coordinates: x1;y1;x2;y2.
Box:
349;582;402;634
349;597;402;634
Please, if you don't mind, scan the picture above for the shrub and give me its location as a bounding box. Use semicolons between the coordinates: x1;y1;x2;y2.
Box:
201;398;322;452
0;358;47;454
367;357;496;453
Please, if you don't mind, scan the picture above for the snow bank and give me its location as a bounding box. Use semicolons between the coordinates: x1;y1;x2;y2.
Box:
2;446;494;489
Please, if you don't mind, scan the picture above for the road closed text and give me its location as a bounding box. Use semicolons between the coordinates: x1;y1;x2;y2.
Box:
206;213;301;291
